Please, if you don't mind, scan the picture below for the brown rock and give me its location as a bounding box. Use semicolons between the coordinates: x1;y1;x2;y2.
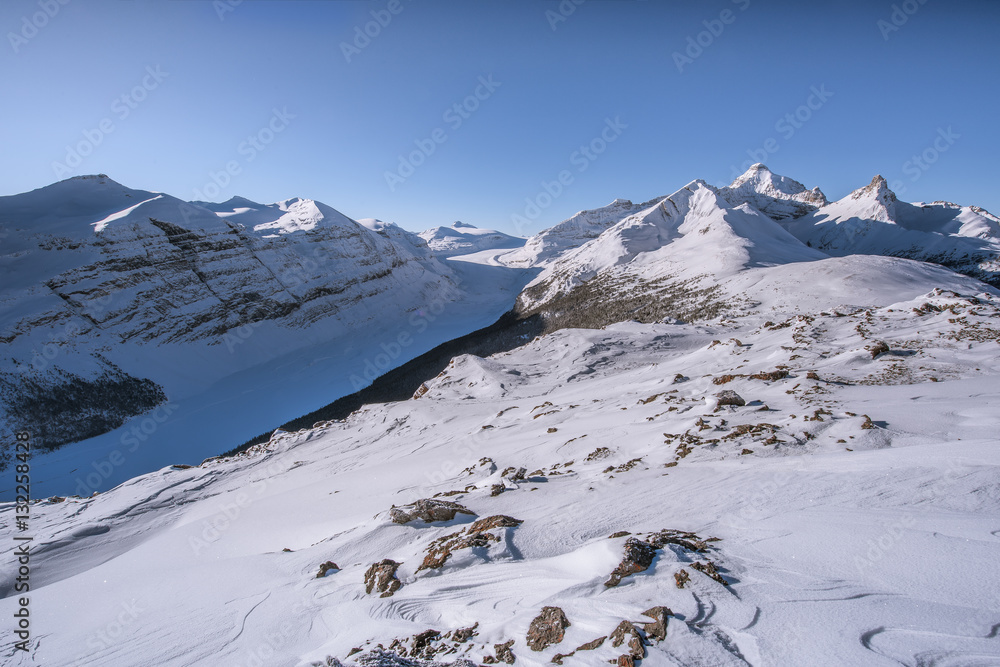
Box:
364;559;402;597
714;390;746;407
470;515;523;532
389;498;476;524
551;651;574;664
674;568;690;588
608;530;631;539
575;636;606;651
494;639;516;664
641;606;673;642
609;620;645;659
617;655;635;667
490;484;506;497
452;622;478;643
316;561;339;578
411;629;440;657
605;538;657;587
691;560;728;585
866;340;890;359
749;369;789;381
527;606;571;651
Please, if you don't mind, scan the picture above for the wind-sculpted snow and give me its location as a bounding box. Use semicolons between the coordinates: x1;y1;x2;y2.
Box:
3;286;999;666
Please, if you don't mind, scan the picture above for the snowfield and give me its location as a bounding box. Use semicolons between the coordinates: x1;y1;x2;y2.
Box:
2;285;998;666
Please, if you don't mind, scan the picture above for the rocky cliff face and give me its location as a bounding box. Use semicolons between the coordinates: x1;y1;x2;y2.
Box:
0;175;461;455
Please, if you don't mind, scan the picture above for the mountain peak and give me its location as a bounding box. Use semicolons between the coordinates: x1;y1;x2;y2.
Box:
851;174;897;204
720;166;827;220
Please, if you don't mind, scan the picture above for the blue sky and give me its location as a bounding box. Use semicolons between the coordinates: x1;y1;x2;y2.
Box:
2;0;998;235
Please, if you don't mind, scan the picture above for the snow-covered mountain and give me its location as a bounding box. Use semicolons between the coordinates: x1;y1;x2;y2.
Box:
717;163;827;220
500;197;668;267
783;175;1000;286
418;221;524;257
516;178;986;331
0;176;530;489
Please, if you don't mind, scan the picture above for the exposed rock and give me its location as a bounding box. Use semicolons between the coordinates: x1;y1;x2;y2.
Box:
575;636;606;651
585;446;613;461
551;651;573;664
691;560;729;586
452;623;478;643
806;371;820;380
609;620;645;659
646;529;709;553
490;484;506;497
410;629;441;658
866;340;890;359
674;568;690;588
605;538;657;587
617;656;635;667
714;390;746;407
494;639;516;664
389;498;476;524
749;369;789;381
364;559;402;597
470;515;523;532
526;606;571;651
316;561;339;578
640;606;673;641
861;415;876;429
417;516;522;572
608;531;631;539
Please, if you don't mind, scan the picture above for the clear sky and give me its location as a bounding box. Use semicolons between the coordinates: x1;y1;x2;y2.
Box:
2;0;998;235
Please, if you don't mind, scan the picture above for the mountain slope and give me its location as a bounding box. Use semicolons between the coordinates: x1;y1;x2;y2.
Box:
0;176;531;489
783;175;1000;287
514;179;991;333
418;221;524;257
718;163;827;220
499;197;667;267
4;285;999;666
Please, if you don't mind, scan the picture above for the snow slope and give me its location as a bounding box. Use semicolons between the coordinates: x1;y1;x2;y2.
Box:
418;222;524;257
499;197;667;268
3;285;999;666
783;175;1000;287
